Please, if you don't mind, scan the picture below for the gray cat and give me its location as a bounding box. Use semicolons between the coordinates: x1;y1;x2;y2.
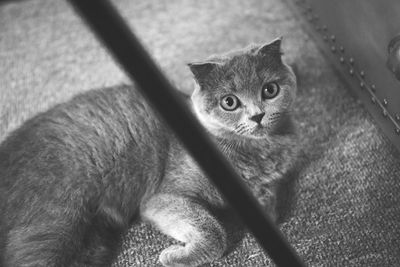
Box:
0;38;298;267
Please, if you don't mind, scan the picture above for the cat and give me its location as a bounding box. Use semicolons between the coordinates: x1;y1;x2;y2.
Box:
0;38;298;267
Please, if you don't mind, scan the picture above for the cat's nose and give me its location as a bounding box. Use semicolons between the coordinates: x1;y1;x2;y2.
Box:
249;112;265;124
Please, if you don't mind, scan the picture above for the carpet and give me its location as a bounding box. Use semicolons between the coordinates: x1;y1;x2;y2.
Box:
1;0;400;266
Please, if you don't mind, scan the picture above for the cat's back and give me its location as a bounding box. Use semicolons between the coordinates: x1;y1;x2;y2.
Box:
0;84;169;216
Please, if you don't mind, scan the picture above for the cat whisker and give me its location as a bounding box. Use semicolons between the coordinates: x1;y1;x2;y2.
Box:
235;124;246;134
235;124;245;131
237;126;250;135
268;116;281;122
268;110;292;122
271;110;292;116
269;115;281;120
277;110;292;116
237;128;245;135
268;118;280;124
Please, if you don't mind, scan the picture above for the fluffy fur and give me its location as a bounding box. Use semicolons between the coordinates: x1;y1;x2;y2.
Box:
0;39;298;267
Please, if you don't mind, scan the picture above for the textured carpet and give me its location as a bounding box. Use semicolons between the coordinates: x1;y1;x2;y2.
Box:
1;0;400;266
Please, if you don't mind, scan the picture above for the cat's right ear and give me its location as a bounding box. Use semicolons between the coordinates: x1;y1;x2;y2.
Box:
188;61;220;85
256;37;283;60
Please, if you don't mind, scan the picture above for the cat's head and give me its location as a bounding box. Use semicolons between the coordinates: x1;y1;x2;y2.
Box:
188;38;297;139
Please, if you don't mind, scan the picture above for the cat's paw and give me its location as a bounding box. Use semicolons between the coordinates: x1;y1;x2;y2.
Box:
159;245;188;267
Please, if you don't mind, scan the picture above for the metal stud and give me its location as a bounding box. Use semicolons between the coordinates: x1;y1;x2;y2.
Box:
349;58;354;65
396;128;400;135
360;71;365;77
349;69;354;75
383;110;388;117
360;82;364;89
396;114;400;121
371;84;376;92
383;99;388;106
322;25;328;31
339;46;344;52
331;46;336;53
339;57;345;63
371;97;376;104
330;35;336;42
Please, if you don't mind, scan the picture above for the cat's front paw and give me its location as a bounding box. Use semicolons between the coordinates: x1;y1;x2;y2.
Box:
159;245;189;267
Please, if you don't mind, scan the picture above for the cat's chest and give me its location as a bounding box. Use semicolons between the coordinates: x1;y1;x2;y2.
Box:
229;143;288;182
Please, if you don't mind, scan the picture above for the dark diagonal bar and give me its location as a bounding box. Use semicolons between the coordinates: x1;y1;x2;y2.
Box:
66;0;305;266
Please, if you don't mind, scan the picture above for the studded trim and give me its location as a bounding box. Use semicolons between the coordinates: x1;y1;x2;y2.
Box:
287;0;400;137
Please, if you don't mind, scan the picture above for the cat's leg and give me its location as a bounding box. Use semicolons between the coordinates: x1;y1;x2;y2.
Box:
5;209;125;267
71;209;125;267
141;194;227;267
4;216;86;267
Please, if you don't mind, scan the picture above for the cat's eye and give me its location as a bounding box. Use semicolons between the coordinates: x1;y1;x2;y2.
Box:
220;95;240;111
262;82;280;99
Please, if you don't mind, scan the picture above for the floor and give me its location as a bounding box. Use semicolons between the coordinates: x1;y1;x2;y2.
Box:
1;0;400;266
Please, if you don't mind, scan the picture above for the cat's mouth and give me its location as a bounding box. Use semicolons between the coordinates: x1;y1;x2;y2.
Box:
233;124;268;138
234;122;275;138
249;125;268;138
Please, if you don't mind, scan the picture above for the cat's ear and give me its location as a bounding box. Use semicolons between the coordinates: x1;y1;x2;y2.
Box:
188;61;220;84
257;37;283;58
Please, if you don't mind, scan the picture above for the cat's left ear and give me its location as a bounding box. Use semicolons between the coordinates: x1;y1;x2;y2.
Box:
257;37;283;58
